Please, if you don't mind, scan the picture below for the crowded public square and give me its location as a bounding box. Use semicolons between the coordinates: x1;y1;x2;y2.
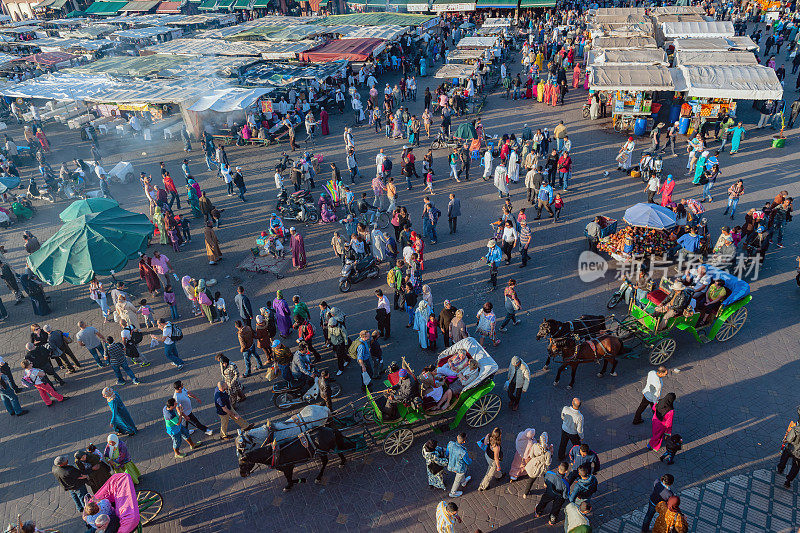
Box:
0;2;799;532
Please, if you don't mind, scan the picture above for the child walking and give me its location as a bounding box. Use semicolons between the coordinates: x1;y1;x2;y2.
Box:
553;193;564;222
163;285;179;320
660;434;682;464
138;299;156;328
214;291;229;322
424;171;434;194
178;215;191;242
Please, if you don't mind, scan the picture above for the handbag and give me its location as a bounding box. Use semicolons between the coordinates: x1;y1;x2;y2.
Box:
361;371;371;386
265;364;277;382
198;292;212;306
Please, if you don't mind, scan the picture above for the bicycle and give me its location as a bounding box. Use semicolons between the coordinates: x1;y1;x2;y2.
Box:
613;114;636;133
359;208;390;229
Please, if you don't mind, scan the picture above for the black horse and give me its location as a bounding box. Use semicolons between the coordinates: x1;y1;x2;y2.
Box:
238;426;354;491
536;315;607;368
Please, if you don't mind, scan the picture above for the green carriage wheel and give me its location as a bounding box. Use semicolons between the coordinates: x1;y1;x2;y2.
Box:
465;393;502;428
649;338;676;365
383;428;414;456
136;489;163;526
361;402;376;423
715;307;747;342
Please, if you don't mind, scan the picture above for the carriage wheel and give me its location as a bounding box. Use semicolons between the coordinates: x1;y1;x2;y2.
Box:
715;307;747;342
614;316;635;340
465;394;502;428
383;428;414;455
649;338;676;365
136;489;163;526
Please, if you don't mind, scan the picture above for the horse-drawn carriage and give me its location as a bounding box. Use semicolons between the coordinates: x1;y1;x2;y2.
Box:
611;265;751;365
91;472;162;533
362;337;502;456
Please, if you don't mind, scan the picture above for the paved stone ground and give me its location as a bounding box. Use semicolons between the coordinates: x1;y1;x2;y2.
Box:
598;468;799;533
1;44;799;533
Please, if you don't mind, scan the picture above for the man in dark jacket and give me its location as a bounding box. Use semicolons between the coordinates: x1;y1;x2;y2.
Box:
447;193;461;234
535;462;570;526
25;342;64;385
438;300;457;347
52;456;89;512
778;406;800;489
641;474;674;532
567;443;601;484
0;260;24;302
44;324;81;372
234;286;253;328
568;465;598;504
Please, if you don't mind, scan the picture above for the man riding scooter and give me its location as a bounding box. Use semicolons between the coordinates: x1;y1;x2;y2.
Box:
289;341;317;391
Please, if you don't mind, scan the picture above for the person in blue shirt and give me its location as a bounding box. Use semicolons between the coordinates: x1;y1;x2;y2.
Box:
535;462;570;525
676;228;702;254
356;330;373;391
482;240;502;289
446;433;472;498
568;465;598;504
534;183;555;219
567;444;600;484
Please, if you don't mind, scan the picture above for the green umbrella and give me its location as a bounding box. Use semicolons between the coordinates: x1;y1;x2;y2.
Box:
59;198;120;222
27;211;154;285
455;122;477;140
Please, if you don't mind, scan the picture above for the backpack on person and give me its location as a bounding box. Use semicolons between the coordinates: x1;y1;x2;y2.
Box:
347;338;362;360
167;323;183;342
125;325;143;345
387;268;399;287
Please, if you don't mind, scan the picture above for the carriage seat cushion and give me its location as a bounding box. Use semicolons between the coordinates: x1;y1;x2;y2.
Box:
646;288;670;306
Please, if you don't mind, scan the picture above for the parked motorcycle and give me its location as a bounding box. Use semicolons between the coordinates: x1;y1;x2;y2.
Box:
276;190;318;223
272;375;342;410
339;254;379;293
26;179;53;203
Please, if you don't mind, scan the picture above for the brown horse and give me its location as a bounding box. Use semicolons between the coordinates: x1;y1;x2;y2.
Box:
546;334;625;389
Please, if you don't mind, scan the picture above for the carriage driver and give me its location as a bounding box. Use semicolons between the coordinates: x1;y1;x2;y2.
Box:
382;368;419;420
653;280;693;330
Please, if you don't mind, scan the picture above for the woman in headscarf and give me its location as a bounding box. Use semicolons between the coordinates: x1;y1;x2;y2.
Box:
166;214;183;252
204;222;222;265
35;128;50;152
413;299;431;349
254;315;273;363
181;275;200;316
152;206;168;245
572;63;581;89
195;279;216;324
448;309;468;343
649;392;676;451
652;496;688;533
517;432;552;498
320;106;329;135
103;434;141;484
272;290;292;337
137;255;161;296
421;284;434;313
659;174;675;207
215;353;245;405
692;150;709;184
509;428;536;480
422;439;449;490
186;179;202;218
371;224;387;262
102;387;137;437
74;449;112;492
617;137;635;171
114;295;137;327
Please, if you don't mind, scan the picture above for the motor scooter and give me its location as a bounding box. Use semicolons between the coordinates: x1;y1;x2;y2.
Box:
339;255;379;292
272;375;342;410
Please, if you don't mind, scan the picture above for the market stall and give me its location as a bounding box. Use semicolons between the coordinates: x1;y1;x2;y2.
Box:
587;48;668;66
434;62;477;79
672;36;759;53
589;64;677;133
456;35;498;49
597;203;677;262
446;48;488;64
589;36;657;51
659;20;734;41
673;50;757;67
298;38;386;62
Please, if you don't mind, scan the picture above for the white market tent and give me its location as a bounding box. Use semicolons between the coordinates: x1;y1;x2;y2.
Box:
587;48;668;66
482;17;511;27
589;64;677;92
593;7;648;16
591;36;657;49
434;63;477;79
0;74;119;101
0;52;18;69
146;38;314;59
447;48;487;62
188;87;273;112
673;65;783;100
650;5;705;15
674;50;758;66
340;25;407;41
456;36;498;49
672;36;759;52
660;20;734;39
589;22;654;38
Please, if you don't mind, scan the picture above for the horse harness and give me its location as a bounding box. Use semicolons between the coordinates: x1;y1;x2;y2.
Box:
551;334;608;363
270;428;318;468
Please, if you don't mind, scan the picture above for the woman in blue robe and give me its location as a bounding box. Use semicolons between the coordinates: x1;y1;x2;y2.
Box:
102;387;137;436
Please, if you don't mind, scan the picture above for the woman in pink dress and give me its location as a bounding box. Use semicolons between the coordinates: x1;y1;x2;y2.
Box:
320;107;329;135
573;64;581;89
509;428;536;480
659;174;675;207
648;393;675;451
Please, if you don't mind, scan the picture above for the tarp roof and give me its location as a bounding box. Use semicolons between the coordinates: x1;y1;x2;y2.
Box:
33;36;116;52
674;50;757;66
84;1;129;15
591;14;650;24
588;21;654;37
147;37;312;58
593;7;647;16
111;25;179;40
241;60;345;86
227;24;325;41
341;24;407;40
156;1;184;13
456;35;498;48
36;0;70;9
482;17;511;27
315;13;437;26
299;38;386;62
590;36;657;49
589;64;677;91
187;86;271;112
673;64;783;100
672;36;758;52
68;53;249;77
446;48;486;61
0;52;17;68
660;20;734;39
120;0;160;12
61;25;117;38
587;48;668;66
20;51;77;65
650;5;704;15
434;63;477;79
